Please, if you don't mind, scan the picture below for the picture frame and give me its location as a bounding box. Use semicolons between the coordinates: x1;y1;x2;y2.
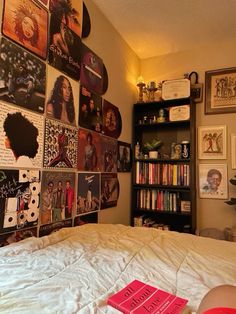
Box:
199;163;228;199
198;125;227;159
231;134;236;169
205;67;236;114
117;141;132;172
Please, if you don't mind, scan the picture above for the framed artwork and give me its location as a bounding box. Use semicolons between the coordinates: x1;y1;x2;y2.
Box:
205;67;236;114
198;125;226;159
117;141;131;172
231;134;236;169
199;163;228;199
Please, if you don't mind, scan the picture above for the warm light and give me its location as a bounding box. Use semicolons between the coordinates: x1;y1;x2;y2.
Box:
137;76;145;85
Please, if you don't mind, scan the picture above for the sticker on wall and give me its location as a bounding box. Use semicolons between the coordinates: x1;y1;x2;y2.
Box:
79;85;102;132
46;65;79;126
48;14;81;81
77;172;100;216
100;173;119;209
82;2;91;38
0;103;44;168
102;99;122;139
78;128;102;172
101;135;118;173
117;141;132;172
0;227;38;247
43;119;78;169
49;0;83;38
2;0;48;60
0;169;40;234
39;219;72;237
40;170;76;225
0;37;46;113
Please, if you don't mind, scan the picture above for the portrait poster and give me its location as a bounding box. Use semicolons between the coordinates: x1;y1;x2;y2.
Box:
48;14;81;81
43;119;78;169
40;170;76;225
0;103;44;168
49;0;83;38
80;44;104;95
77;172;100;215
79;85;102;132
0;226;37;247
39;219;72;237
102;99;122;139
74;212;98;226
46;65;79;126
0;37;46;113
0;169;40;234
101;135;118;173
100;173;119;209
199;163;228;199
2;0;48;59
77;128;102;172
117;141;131;172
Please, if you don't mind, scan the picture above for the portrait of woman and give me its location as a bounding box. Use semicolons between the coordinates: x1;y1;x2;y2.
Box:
46;75;75;125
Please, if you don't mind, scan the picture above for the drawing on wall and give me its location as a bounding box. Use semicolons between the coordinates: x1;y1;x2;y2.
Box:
43;119;78;169
2;0;48;59
40;171;75;225
48;13;81;81
0;103;44;168
46;66;79;126
0;37;46;113
39;219;72;237
0;226;37;247
77;172;100;215
0;169;40;234
49;0;83;37
79;85;102;132
77;128;102;171
101;135;118;173
117;141;131;172
100;173;119;209
102;99;122;139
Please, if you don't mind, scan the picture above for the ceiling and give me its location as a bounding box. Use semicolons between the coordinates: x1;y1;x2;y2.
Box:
92;0;236;59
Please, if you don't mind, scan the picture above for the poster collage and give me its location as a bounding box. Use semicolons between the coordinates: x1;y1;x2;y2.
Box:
0;0;131;246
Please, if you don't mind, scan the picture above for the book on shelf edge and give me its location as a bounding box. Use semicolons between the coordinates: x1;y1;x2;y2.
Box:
107;279;188;314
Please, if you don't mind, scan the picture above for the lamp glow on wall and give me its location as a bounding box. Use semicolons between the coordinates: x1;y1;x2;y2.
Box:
136;76;146;102
136;77;158;102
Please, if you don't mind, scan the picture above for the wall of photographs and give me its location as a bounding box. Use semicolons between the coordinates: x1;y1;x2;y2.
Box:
0;0;131;246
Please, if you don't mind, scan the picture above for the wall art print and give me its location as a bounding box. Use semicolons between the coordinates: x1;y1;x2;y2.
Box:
2;0;48;59
43;119;78;169
102;99;122;139
0;169;40;234
39;219;72;237
0;37;46;113
101;135;117;173
100;173;119;209
0;103;44;168
117;141;131;172
46;65;79;126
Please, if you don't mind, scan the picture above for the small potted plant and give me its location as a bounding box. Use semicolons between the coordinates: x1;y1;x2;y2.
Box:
225;175;236;208
142;139;162;158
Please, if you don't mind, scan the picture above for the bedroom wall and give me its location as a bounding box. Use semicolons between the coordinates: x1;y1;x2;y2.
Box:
141;38;236;231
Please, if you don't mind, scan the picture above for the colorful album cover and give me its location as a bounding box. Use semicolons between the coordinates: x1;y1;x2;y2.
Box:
0;227;37;247
0;103;44;168
100;173;119;209
80;44;104;95
78;128;102;172
77;172;100;215
74;212;98;226
48;14;81;81
0;169;40;234
49;0;83;37
40;171;76;225
46;65;79;126
101;135;118;173
117;141;132;172
43;119;78;169
2;0;48;59
0;37;46;113
102;100;122;139
39;219;72;237
79;85;102;132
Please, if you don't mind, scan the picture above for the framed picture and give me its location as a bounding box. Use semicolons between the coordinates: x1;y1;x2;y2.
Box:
231;134;236;169
205;67;236;114
198;125;226;159
199;163;228;199
117;141;132;172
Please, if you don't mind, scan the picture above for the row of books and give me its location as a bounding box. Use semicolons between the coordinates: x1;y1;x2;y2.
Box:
135;162;190;186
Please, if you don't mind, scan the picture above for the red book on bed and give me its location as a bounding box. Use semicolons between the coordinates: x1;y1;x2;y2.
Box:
107;279;188;314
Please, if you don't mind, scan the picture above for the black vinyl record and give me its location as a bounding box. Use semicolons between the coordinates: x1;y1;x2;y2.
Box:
102;63;109;94
82;3;91;38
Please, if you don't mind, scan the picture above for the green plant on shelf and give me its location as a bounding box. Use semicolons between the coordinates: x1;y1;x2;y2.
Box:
225;175;236;208
142;139;163;154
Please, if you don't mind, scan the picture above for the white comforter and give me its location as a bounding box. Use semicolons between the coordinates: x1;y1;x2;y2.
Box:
0;224;235;314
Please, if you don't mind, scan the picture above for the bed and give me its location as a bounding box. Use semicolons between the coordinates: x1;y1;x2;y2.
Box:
0;223;235;313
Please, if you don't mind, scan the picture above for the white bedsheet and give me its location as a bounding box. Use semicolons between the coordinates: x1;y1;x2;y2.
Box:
0;224;235;313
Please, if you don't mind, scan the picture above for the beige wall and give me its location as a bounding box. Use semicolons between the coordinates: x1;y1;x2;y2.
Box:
141;38;236;231
85;0;140;224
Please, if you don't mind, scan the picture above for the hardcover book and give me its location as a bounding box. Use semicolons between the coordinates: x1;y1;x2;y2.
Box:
107;280;188;313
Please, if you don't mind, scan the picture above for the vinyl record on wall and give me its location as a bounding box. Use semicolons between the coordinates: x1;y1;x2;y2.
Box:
82;2;91;38
102;100;122;139
102;64;109;94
